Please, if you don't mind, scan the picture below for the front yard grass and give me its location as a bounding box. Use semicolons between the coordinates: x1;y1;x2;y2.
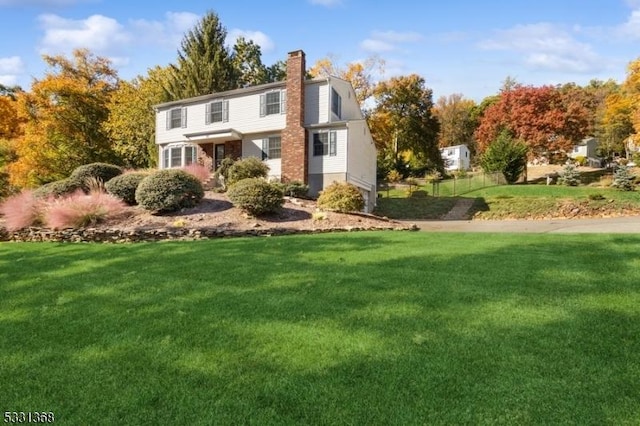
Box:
2;232;640;424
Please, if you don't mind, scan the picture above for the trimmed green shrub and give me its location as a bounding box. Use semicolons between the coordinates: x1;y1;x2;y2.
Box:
317;182;364;213
70;163;123;186
135;169;204;212
227;178;284;215
276;181;310;198
612;165;636;191
558;163;581;186
214;157;236;188
226;157;269;186
480;130;528;184
105;172;149;205
33;178;83;199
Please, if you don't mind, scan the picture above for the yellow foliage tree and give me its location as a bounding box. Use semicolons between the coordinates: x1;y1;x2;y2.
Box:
7;49;118;188
0;95;22;140
308;55;384;107
104;66;172;168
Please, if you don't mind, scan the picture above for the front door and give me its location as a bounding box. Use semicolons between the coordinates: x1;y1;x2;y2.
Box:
214;144;225;170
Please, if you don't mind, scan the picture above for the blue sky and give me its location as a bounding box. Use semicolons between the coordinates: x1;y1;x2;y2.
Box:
1;0;640;102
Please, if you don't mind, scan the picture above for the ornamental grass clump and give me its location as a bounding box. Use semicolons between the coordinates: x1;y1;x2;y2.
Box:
227;178;284;215
135;169;204;213
0;190;45;231
44;190;126;229
181;163;210;183
317;182;364;213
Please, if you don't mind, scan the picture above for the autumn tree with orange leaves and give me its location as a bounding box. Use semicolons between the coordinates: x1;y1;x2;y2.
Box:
474;84;591;160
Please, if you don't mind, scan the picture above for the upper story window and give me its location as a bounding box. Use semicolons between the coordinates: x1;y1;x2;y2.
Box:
262;136;282;160
331;88;342;119
260;90;286;116
313;131;337;157
206;100;229;124
166;107;186;130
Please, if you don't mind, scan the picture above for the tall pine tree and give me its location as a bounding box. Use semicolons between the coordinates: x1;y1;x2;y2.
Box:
164;10;236;100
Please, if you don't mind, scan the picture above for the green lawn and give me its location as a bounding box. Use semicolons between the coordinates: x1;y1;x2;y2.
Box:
469;185;640;219
2;232;640;424
376;182;640;220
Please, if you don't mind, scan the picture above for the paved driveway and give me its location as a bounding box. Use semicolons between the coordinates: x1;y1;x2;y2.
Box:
403;216;640;233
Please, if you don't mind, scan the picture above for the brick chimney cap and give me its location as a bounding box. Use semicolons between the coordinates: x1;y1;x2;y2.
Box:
287;50;305;58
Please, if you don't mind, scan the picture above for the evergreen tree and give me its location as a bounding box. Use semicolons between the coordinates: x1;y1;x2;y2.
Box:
164;10;236;100
480;130;528;184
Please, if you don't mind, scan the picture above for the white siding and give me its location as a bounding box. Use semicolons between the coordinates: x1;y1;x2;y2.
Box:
441;145;470;171
328;77;364;121
156;89;286;145
308;128;347;174
242;136;282;180
304;82;321;125
304;81;329;125
345;120;377;203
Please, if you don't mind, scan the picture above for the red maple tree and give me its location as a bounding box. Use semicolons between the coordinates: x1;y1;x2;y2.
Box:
475;85;591;158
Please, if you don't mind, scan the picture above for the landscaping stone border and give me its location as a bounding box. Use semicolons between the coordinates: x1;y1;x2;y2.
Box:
0;224;417;243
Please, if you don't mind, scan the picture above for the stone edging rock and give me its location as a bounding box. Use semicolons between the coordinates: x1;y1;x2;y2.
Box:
0;224;418;243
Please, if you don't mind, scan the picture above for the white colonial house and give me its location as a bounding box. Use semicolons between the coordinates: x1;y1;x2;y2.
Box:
440;144;471;171
154;50;377;212
569;137;599;159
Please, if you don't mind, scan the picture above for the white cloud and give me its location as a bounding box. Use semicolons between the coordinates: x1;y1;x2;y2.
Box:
0;56;24;86
309;0;342;6
360;30;424;53
130;12;199;49
479;23;603;73
227;29;275;52
618;8;640;38
38;13;130;53
0;56;24;74
360;38;395;53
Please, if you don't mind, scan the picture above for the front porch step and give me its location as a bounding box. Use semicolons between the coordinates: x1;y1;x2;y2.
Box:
202;174;217;190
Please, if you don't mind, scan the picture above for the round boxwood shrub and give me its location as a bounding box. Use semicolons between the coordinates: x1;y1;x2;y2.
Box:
226;157;269;187
227;178;284;215
33;178;83;199
277;181;310;199
317;182;364;213
135;169;204;212
70;162;123;186
105;172;149;205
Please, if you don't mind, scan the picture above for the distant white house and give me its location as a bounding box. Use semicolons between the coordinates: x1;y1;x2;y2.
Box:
569;137;598;159
440;144;470;171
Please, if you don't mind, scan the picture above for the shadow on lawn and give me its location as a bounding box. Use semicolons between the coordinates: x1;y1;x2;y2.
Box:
1;233;640;424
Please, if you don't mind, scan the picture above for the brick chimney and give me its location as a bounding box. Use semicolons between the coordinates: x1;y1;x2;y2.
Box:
281;50;307;183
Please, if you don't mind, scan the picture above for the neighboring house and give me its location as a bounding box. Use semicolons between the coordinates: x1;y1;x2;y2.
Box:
154;50;377;212
440;144;470;171
569;137;599;159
